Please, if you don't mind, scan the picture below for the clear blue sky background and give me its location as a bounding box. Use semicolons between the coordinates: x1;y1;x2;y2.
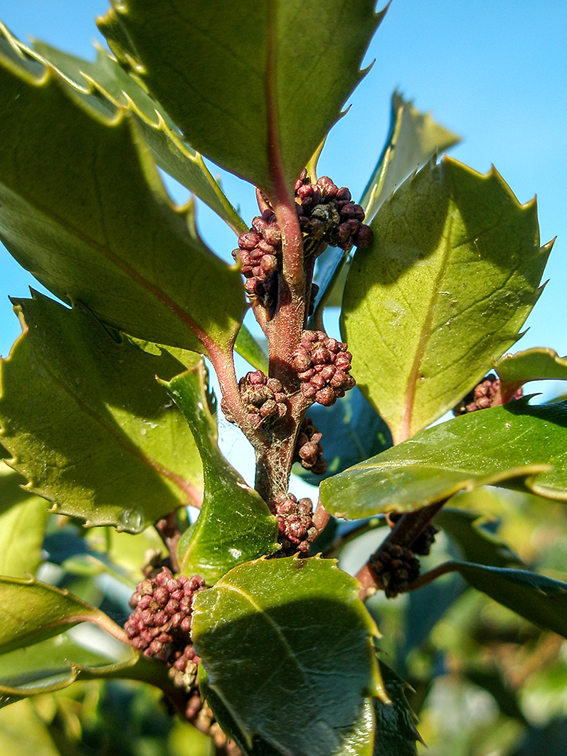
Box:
1;1;566;381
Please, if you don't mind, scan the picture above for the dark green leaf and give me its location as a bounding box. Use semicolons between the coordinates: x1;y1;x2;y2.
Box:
192;557;384;756
320;399;567;519
454;563;567;638
0;44;245;356
342;157;550;443
373;662;421;756
0;293;203;531
295;387;392;484
435;508;523;569
98;0;385;195
162;365;278;583
495;347;567;384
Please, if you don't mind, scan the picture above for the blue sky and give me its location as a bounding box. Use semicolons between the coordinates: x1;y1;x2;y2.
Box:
1;0;566;377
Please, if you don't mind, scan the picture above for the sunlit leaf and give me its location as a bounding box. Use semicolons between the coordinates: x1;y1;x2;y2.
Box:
0;44;245;356
495;347;567;385
0;294;203;531
361;91;460;222
320;399;567;519
0;489;47;578
342;157;550;443
162;364;278;584
98;0;386;195
192;557;384;756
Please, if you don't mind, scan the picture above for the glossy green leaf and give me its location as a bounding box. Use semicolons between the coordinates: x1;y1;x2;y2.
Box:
98;0;386;195
454;563;567;638
0;294;203;531
23;33;246;233
0;492;47;578
0;576;127;655
192;557;384;756
435;508;523;569
361;91;460;222
342;157;551;443
295;387;392;484
0;45;245;356
162;365;278;583
495;347;567;384
320;399;567;519
373;662;421;756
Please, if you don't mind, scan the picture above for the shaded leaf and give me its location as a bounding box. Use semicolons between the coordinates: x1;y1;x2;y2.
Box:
361;91;460;222
495;347;567;384
0;699;61;754
373;661;421;756
0;293;203;531
465;667;527;723
162;364;278;583
25;33;246;233
234;326;269;373
0;576;127;655
295;387;392;484
454;563;567;638
342;157;550;443
98;0;386;195
0;44;245;356
320;399;567;519
192;557;384;756
435;508;523;569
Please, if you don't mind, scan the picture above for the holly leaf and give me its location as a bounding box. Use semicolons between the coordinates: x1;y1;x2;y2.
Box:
435;508;524;569
22;33;246;234
495;347;567;384
98;0;386;195
0;43;245;356
342;157;551;444
192;557;385;756
0;293;203;531
294;387;392;484
320;399;567;519
361;91;460;222
373;662;421;756
0;462;32;517
234;326;269;373
0;472;47;577
162;364;279;584
454;564;567;638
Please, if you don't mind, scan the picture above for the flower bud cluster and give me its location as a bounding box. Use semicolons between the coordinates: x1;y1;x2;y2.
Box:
294;171;373;256
453;374;523;416
221;370;288;430
269;493;318;555
125;567;205;687
232;208;281;306
369;542;420;598
387;513;440;556
292;330;355;406
294;417;327;475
